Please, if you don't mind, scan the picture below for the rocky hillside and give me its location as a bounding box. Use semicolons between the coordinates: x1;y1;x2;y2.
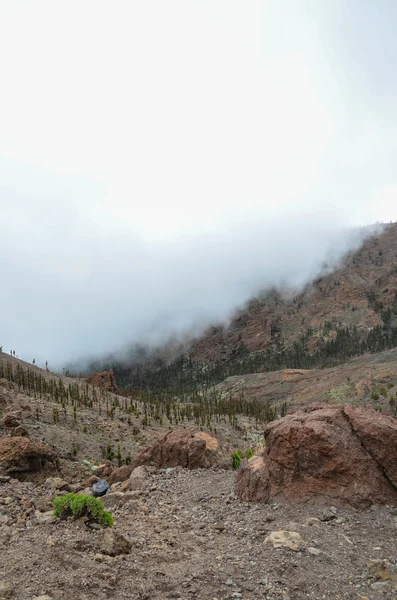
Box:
189;222;397;363
109;222;397;399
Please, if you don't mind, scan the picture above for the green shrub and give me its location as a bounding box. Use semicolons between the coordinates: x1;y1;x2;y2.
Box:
232;450;243;470
52;493;113;528
371;391;380;401
246;448;254;460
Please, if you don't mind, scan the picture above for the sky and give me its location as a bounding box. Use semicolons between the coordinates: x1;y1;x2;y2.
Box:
1;0;397;367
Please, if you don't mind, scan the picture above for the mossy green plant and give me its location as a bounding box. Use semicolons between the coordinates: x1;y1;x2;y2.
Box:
52;493;113;527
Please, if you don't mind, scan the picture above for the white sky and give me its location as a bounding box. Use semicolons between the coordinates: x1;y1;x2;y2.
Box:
1;1;397;365
1;0;396;239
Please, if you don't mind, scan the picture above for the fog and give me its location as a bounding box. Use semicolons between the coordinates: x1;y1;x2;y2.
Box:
0;197;376;369
1;1;397;368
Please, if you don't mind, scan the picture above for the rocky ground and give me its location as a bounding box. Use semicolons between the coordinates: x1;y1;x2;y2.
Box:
1;467;397;600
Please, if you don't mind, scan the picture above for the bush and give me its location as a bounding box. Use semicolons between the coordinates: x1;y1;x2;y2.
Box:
232;450;243;470
52;494;113;527
246;448;254;460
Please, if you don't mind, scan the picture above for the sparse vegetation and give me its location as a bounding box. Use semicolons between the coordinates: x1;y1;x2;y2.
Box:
52;493;113;527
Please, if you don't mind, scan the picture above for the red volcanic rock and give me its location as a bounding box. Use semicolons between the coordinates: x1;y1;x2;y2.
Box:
131;427;231;471
0;436;58;473
86;369;119;393
108;465;133;485
236;404;397;508
2;411;22;430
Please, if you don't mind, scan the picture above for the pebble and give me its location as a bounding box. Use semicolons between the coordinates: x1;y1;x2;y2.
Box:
0;581;13;598
225;579;233;586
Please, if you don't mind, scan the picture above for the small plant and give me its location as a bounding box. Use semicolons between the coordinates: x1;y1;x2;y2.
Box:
232;450;243;470
52;494;113;527
371;391;380;401
246;448;254;460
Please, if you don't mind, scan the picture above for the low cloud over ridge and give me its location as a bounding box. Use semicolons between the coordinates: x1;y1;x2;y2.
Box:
0;198;375;369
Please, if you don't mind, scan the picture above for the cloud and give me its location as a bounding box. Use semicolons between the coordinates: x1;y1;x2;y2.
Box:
0;1;396;367
0;195;374;368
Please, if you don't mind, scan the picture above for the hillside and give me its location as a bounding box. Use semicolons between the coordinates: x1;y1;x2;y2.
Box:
108;222;397;399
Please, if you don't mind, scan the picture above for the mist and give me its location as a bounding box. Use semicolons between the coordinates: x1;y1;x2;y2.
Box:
1;1;397;368
0;197;375;369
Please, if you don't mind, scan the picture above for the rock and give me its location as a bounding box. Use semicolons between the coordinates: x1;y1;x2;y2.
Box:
2;411;22;429
10;425;29;437
307;547;321;556
264;530;306;551
305;517;321;527
236;404;397;507
86;369;119;393
370;581;394;594
87;475;100;486
0;475;10;483
45;477;70;492
95;461;114;480
130;427;231;470
0;437;58;474
0;580;13;598
92;479;111;497
101;492;126;509
32;596;54;600
34;511;56;524
368;559;397;588
320;507;337;522
108;465;133;485
101;530;132;556
129;466;149;491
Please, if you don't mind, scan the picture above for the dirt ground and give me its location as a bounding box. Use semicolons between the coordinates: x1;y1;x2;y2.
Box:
1;467;397;600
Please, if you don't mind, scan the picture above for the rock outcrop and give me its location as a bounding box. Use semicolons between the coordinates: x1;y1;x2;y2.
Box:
0;436;58;474
86;369;119;393
131;427;231;471
236;404;397;508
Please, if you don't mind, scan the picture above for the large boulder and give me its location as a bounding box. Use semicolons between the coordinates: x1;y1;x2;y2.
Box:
236;404;397;508
86;369;119;394
131;427;231;470
0;436;58;474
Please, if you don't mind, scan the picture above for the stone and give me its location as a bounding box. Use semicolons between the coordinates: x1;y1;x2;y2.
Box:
129;466;149;491
2;411;22;429
368;559;397;588
45;477;70;492
307;547;321;556
0;436;58;474
101;492;126;509
264;530;306;551
101;530;132;556
130;427;231;471
305;517;321;527
236;404;397;507
92;479;111;498
32;596;54;600
108;465;133;485
86;369;119;393
34;511;56;524
0;580;13;598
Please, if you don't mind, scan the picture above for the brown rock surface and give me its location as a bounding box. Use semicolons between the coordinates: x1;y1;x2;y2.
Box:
131;427;231;470
236;404;397;507
0;436;58;474
86;369;119;393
